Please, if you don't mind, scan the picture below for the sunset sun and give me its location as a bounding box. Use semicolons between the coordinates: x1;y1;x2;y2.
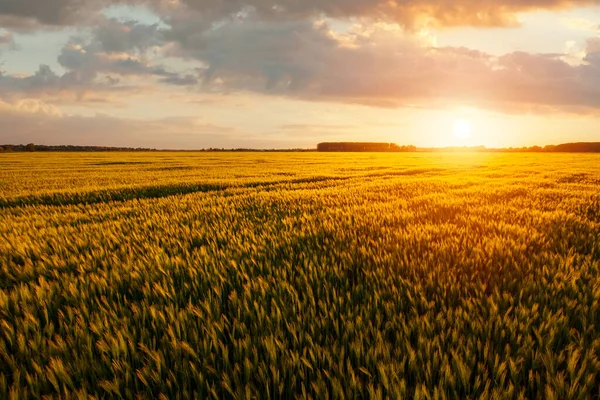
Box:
453;119;472;140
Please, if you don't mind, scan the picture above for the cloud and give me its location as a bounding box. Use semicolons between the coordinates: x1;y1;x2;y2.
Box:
0;18;196;102
585;38;600;65
0;0;103;29
2;1;600;116
1;0;599;31
158;16;600;113
0;64;122;102
562;17;599;31
0;30;15;58
92;17;163;53
57;43;169;79
587;36;600;54
164;18;339;91
4;11;600;114
0;65;62;96
0;31;13;46
0;98;63;116
159;74;199;85
280;124;356;131
1;0;599;149
0;62;162;105
0;100;238;148
55;17;173;79
165;0;600;29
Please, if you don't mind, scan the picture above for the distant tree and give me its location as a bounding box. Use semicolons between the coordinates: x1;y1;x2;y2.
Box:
26;143;35;152
317;142;415;152
0;146;4;152
553;142;600;152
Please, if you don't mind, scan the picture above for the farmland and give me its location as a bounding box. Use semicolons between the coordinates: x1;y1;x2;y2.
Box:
1;152;599;398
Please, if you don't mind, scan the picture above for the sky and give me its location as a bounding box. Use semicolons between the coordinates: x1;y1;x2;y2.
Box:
0;0;599;149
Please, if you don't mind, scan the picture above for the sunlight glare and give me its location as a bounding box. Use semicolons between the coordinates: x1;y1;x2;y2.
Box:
453;119;472;140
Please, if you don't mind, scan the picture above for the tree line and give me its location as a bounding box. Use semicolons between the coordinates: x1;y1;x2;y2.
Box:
441;143;600;153
1;142;599;153
317;143;417;152
0;144;157;152
0;145;316;152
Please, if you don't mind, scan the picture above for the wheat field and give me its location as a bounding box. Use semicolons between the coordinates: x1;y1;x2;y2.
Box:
1;152;599;398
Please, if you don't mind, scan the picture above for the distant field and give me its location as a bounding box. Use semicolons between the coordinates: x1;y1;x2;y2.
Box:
1;152;599;398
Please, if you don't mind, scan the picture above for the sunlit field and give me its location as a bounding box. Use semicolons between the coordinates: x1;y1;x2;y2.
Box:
1;152;599;398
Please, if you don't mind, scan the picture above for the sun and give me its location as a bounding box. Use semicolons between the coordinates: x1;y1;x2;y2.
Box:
453;119;472;140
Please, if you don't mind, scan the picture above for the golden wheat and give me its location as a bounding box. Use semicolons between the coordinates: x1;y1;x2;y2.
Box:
0;152;599;398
